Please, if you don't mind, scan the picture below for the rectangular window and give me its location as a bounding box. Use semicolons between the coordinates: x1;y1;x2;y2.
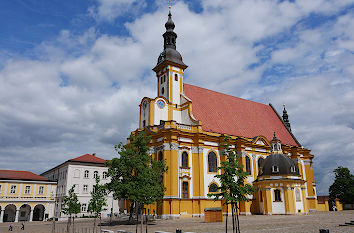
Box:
10;185;17;194
103;172;107;179
83;185;88;193
0;184;2;194
25;185;31;194
38;186;44;195
182;182;189;199
81;203;87;212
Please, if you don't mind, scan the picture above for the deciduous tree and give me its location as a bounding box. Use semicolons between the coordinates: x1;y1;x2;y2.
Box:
106;132;167;232
62;185;81;233
88;176;107;233
329;166;354;204
208;136;255;233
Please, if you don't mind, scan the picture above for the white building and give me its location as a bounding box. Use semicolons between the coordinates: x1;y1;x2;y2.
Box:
41;153;119;220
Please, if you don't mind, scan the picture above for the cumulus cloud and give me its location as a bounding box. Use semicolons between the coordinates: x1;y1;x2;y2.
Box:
0;0;353;195
89;0;147;22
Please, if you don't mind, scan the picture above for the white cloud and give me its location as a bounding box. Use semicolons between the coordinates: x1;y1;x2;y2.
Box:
89;0;147;22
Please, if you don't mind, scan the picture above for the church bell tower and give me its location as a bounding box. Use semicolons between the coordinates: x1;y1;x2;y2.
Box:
152;7;188;105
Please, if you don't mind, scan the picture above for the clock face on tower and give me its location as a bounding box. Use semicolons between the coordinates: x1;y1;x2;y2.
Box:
157;100;165;109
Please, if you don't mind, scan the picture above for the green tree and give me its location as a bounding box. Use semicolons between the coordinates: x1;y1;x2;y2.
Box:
88;176;107;233
62;185;81;233
208;136;256;233
106;132;167;232
329;166;354;204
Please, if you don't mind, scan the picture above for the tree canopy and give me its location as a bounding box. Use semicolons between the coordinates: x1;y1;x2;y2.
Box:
88;176;107;216
62;185;81;216
329;166;354;204
208;136;255;233
106;132;167;206
209;136;255;204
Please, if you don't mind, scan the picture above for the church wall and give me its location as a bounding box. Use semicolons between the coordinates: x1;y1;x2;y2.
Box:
271;188;286;214
202;147;221;198
153;98;168;125
294;187;304;213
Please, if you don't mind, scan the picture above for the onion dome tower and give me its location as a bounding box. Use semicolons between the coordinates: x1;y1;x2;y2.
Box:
152;2;187;105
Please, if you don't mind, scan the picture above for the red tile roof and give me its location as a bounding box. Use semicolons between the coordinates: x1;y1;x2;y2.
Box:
69;154;106;164
0;170;49;181
183;83;299;146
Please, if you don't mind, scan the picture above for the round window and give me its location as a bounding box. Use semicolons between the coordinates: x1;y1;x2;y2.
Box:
157;100;165;109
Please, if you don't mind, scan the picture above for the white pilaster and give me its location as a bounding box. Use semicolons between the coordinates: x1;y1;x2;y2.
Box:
15;209;19;222
29;209;34;222
0;209;4;223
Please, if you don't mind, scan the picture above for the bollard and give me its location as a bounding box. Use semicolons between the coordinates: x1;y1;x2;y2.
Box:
176;229;182;233
319;229;329;233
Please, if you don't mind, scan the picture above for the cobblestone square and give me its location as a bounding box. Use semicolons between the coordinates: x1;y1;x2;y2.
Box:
0;210;353;233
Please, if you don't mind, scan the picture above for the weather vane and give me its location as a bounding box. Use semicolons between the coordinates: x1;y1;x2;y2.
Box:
169;0;172;10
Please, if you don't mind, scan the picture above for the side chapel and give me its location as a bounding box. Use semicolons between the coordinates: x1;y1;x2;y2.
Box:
131;9;318;217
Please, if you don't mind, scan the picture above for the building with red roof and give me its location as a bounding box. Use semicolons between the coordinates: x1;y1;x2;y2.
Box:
132;9;318;217
0;170;56;223
41;153;119;220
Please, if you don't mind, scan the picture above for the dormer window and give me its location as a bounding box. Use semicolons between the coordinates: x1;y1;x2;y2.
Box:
290;166;296;173
272;165;279;173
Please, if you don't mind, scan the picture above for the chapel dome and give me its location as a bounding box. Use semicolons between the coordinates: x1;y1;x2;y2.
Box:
259;153;300;176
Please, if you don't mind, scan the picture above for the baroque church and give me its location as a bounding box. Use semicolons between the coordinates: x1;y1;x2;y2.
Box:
131;9;318;217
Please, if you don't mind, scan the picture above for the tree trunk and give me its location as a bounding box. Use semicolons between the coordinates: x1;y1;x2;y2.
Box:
67;216;71;233
135;203;138;233
72;217;75;233
226;202;228;233
93;216;97;233
140;206;144;233
129;202;134;222
231;203;235;233
235;202;240;233
99;215;102;233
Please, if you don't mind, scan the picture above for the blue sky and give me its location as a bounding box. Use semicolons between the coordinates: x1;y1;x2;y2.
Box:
0;0;354;195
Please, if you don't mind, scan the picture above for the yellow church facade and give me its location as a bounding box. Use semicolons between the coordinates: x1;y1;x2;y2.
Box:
131;10;318;217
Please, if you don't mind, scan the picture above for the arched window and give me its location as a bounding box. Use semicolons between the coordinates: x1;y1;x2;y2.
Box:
208;151;217;172
181;152;188;168
260;191;263;202
208;183;218;193
93;171;98;179
246;156;251;175
161;87;165;95
158;151;163;161
274;189;281;202
84;170;89;179
258;157;264;175
295;188;301;202
175;74;178;81
103;172;107;179
74;169;80;178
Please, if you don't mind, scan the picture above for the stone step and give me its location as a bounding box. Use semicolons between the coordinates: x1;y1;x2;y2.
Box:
101;230;114;233
345;222;354;225
117;230;132;233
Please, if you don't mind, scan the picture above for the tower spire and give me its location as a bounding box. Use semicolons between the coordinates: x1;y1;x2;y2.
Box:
282;104;292;132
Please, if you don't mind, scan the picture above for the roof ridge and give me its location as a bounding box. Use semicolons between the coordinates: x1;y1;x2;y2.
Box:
184;83;269;107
